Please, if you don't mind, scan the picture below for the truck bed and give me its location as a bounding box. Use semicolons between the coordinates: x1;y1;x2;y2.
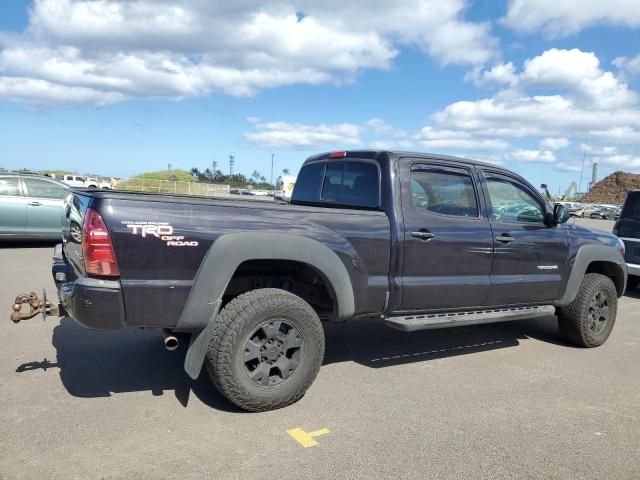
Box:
63;188;392;329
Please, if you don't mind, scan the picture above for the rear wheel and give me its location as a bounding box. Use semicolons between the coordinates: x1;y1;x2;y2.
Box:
557;273;618;347
205;288;325;412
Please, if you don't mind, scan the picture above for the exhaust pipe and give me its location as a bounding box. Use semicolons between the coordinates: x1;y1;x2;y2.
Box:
163;329;179;351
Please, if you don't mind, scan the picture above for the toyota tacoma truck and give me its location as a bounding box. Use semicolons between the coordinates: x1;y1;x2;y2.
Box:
11;151;628;412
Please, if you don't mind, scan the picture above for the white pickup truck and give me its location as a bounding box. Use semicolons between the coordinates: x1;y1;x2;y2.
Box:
60;175;111;189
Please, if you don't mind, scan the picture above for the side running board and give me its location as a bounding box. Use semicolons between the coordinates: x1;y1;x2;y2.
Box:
385;305;556;332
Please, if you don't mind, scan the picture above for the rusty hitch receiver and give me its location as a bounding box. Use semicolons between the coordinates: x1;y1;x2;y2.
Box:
10;290;59;324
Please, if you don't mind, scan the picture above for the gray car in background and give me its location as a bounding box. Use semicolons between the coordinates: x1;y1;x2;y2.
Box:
0;174;69;241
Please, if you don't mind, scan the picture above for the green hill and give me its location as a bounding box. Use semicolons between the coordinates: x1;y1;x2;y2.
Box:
132;169;194;182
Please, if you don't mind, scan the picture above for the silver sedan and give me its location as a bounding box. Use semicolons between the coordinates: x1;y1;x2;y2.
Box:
0;174;70;241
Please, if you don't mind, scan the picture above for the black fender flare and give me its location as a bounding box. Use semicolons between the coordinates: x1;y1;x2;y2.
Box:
179;232;355;379
556;244;627;306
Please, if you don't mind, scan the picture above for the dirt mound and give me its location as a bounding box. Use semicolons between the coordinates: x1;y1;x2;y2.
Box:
581;171;640;204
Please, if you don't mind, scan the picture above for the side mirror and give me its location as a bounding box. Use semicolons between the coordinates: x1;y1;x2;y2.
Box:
553;204;570;224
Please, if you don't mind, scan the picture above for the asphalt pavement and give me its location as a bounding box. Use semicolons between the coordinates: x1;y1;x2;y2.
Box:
1;218;639;480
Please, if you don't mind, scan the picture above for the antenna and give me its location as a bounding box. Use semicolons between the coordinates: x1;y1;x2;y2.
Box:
229;155;235;176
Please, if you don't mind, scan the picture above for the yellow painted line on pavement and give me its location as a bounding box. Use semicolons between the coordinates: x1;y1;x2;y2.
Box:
287;427;331;448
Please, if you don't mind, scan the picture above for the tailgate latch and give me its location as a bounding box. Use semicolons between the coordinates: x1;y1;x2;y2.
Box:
10;290;59;323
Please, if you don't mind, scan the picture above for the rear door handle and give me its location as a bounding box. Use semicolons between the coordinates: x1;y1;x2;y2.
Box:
28;201;42;206
496;234;514;243
411;231;435;241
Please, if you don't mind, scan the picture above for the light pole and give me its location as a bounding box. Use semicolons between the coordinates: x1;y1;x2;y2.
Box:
578;138;588;195
270;153;274;186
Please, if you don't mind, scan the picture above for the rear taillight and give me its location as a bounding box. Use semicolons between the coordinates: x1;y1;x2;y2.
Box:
82;208;119;277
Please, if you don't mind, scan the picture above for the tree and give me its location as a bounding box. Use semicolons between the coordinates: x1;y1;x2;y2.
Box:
250;170;262;183
282;168;290;175
190;167;201;179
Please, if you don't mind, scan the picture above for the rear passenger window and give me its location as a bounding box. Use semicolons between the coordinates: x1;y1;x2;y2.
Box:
23;178;67;199
0;177;20;196
410;168;478;217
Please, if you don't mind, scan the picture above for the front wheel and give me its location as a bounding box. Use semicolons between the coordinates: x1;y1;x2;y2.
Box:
557;273;618;347
205;289;325;412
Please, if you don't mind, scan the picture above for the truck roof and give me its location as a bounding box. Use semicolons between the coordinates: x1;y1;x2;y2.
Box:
305;150;503;170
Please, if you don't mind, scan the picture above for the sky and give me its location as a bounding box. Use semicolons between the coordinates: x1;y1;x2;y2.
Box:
1;1;640;193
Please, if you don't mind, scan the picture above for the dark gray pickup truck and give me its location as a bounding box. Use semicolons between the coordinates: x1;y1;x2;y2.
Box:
11;150;628;411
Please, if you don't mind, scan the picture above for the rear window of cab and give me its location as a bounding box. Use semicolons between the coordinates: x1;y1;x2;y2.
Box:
291;161;380;209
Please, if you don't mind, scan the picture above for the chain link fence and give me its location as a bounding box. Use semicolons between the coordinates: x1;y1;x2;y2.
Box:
113;178;230;196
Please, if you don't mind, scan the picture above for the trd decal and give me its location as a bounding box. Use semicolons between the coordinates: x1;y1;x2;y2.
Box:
122;221;198;247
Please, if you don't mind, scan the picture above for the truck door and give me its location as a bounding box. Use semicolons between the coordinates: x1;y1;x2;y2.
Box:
0;176;27;236
398;161;493;311
480;170;569;305
23;177;67;237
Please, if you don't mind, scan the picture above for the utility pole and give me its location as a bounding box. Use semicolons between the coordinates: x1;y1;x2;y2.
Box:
578;137;588;195
212;160;218;173
270;153;274;185
229;155;235;176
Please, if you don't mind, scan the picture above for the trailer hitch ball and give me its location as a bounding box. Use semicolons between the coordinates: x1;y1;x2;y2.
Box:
10;290;57;323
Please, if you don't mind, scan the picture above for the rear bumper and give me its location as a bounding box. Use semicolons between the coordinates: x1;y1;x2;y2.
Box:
52;244;126;330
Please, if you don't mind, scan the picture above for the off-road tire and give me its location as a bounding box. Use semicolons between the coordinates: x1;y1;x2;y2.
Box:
627;275;640;291
205;288;325;412
557;273;617;347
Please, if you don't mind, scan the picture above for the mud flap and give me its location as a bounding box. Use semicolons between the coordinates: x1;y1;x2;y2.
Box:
183;300;221;380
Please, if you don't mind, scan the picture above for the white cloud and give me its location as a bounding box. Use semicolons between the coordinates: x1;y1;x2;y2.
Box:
520;49;636;109
245;121;361;149
365;118;406;137
502;0;640;37
368;139;416;150
467;62;518;87
0;0;498;105
0;76;125;105
598;154;640;170
614;55;640;75
415;127;509;151
539;137;569;150
508;149;556;163
434;49;640;145
554;162;582;173
473;49;637;109
590;127;640;144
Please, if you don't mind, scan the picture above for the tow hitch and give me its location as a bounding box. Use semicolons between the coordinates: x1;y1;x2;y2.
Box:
10;290;59;323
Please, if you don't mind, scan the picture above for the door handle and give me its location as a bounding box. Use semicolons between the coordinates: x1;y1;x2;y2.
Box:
29;201;42;206
496;234;514;243
411;231;435;241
